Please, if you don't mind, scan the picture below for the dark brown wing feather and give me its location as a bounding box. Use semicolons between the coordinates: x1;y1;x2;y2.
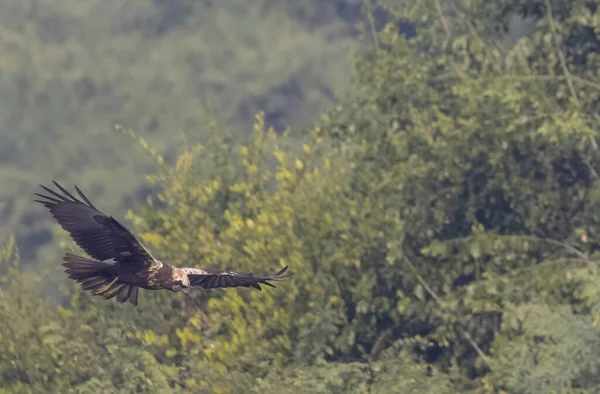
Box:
35;181;156;268
181;265;292;290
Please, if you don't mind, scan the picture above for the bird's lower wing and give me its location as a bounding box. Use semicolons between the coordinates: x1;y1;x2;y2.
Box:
181;265;292;290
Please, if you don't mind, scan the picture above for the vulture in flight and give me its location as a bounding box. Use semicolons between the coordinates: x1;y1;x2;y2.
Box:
34;181;292;305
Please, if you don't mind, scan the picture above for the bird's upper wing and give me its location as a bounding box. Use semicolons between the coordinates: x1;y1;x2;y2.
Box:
35;181;158;268
181;265;292;290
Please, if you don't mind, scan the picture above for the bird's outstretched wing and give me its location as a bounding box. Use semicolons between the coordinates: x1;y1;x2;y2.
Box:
35;181;157;268
181;265;292;290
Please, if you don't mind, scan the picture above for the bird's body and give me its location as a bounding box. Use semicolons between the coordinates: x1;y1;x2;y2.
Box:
35;181;291;305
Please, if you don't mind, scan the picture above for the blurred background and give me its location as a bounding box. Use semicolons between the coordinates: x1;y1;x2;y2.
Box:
0;0;362;265
2;0;600;393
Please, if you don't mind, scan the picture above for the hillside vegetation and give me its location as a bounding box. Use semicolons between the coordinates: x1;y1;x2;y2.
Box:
3;0;600;392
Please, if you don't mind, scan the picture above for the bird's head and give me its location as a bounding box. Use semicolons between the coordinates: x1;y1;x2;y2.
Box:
171;268;190;295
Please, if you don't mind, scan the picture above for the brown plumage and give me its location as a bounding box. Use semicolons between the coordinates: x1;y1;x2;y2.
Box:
35;181;292;306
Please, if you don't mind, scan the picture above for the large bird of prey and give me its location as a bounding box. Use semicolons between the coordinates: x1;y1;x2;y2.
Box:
34;181;292;306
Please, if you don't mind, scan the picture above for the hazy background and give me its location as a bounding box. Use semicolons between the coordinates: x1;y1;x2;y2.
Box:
0;0;363;266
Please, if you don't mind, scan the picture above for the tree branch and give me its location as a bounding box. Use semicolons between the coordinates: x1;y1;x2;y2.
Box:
545;0;579;106
402;255;491;367
435;0;450;35
364;0;379;52
521;235;588;261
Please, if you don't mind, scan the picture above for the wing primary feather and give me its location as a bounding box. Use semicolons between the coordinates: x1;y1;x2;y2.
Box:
261;281;276;288
33;193;63;204
273;265;289;277
39;185;71;203
263;265;291;280
52;180;84;203
74;185;97;209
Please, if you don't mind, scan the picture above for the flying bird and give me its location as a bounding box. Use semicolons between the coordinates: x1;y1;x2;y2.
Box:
34;181;292;305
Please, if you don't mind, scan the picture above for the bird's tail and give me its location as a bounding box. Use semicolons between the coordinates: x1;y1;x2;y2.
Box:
62;253;139;305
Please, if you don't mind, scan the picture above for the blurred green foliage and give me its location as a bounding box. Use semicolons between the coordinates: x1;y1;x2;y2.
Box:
3;0;600;392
